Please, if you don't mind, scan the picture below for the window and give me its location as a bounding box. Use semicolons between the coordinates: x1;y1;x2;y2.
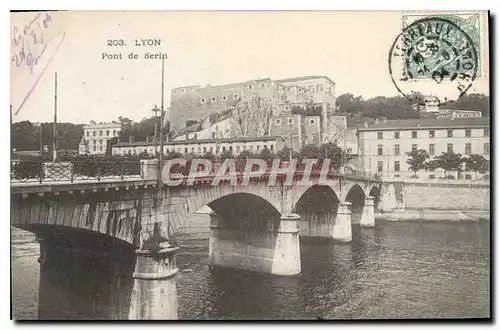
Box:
429;144;435;156
264;145;268;149
243;146;247;151
256;145;260;151
144;149;147;154
429;130;435;138
394;131;400;139
377;161;383;172
484;142;490;155
412;131;417;138
113;130;116;136
222;146;226;152
412;144;417;151
447;130;453;137
222;96;227;101
210;147;213;152
465;143;471;155
261;83;266;88
377;145;383;155
100;140;103;144
93;131;96;136
249;146;254;151
233;94;239;99
447;143;453;153
184;148;188;153
465;174;472;180
106;130;109;136
484;128;490;137
229;146;233;152
197;147;201;152
100;131;103;136
86;131;89;137
181;88;185;92
236;146;240;153
248;85;253;90
465;129;471;138
289;119;293;124
310;119;315;124
211;97;216;102
394;161;400;172
93;146;96;151
377;132;383;139
394;144;400;156
276;119;281;124
128;150;131;155
203;147;207;153
270;145;274;151
201;98;206;103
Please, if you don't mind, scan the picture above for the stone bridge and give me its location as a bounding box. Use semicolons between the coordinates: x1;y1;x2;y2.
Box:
10;159;404;319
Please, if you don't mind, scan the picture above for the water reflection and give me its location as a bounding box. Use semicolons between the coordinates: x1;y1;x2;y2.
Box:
11;218;490;320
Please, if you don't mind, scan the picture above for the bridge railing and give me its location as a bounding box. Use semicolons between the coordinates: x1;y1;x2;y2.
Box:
10;160;142;184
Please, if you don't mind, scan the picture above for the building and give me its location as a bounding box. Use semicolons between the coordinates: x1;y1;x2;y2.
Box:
169;75;337;133
79;122;122;155
413;96;483;119
356;117;490;179
112;136;284;157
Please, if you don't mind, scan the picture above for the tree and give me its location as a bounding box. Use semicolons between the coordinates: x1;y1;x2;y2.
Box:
105;137;118;156
319;142;350;170
465;154;489;179
440;93;490;116
335;93;364;114
406;149;429;177
432;152;466;179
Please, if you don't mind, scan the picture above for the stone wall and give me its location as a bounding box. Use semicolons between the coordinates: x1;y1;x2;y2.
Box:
403;182;490;210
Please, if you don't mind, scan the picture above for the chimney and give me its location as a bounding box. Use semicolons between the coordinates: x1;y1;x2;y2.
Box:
363;121;368;128
129;136;134;143
383;118;387;124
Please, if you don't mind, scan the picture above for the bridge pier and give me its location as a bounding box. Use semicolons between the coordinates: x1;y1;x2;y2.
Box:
360;196;375;227
128;246;179;320
208;212;301;276
332;202;352;242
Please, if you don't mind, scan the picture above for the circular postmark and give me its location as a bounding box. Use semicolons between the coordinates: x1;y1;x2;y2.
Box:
389;17;478;105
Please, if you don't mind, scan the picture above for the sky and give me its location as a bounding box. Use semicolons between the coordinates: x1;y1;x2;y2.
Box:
10;11;489;124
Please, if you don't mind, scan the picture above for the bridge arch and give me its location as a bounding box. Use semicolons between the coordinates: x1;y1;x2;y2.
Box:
345;184;366;224
182;182;284;220
207;192;282;232
368;186;381;210
292;184;340;216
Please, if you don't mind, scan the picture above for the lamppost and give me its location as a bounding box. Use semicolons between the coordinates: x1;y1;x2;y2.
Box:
152;105;160;157
277;136;292;161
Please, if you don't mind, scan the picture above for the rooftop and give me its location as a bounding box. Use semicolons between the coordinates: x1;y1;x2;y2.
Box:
275;75;336;86
172;75;335;91
114;136;279;147
356;117;490;131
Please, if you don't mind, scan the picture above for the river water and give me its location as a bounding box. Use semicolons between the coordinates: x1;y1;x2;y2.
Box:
11;215;490;320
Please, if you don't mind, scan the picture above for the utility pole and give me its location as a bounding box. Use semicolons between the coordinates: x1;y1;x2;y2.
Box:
40;124;43;155
152;105;160;157
159;56;165;188
53;72;58;162
289;118;293;161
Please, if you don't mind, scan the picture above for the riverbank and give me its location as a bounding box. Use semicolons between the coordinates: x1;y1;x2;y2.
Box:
375;209;490;222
